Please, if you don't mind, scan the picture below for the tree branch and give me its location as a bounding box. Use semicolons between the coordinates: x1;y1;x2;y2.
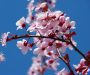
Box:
6;34;90;62
59;56;74;75
6;34;66;42
69;40;90;62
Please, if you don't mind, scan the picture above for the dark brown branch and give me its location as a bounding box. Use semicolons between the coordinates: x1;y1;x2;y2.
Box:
69;40;90;62
59;56;74;75
56;48;74;75
6;34;90;62
7;34;66;42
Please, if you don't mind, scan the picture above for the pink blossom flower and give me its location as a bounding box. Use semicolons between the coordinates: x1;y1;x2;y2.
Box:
65;17;76;29
16;17;26;30
44;50;59;59
26;0;35;24
27;22;37;32
46;59;59;70
35;11;48;20
17;39;32;54
56;68;69;75
73;59;90;75
1;32;10;46
33;42;48;56
55;41;67;53
51;11;63;19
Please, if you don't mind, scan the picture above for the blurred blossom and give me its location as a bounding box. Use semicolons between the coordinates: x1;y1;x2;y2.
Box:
0;53;5;62
1;32;10;46
73;59;90;75
16;17;26;30
28;56;46;75
56;68;69;75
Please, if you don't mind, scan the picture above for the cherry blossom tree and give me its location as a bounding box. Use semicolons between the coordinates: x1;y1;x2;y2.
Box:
0;0;90;75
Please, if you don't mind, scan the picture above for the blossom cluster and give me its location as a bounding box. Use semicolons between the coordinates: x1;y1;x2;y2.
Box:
0;0;90;75
16;0;76;74
28;56;46;75
74;51;90;75
0;0;76;74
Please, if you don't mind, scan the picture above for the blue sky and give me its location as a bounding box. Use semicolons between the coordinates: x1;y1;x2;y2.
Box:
0;0;90;75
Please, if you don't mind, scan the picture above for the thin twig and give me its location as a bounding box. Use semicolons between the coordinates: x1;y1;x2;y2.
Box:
69;40;90;62
59;56;74;75
56;48;74;75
